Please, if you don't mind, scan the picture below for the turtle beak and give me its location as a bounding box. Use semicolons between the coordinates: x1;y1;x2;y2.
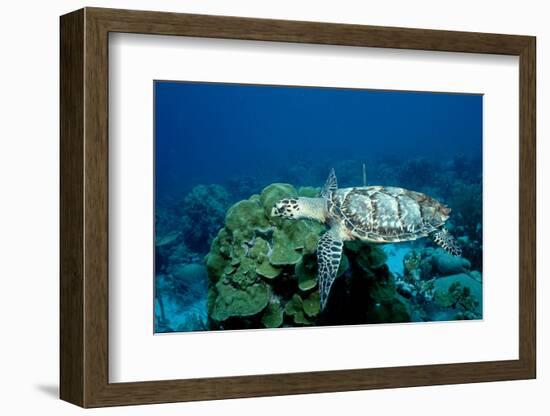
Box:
271;203;285;217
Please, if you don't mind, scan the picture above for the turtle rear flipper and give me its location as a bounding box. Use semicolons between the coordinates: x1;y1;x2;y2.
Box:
431;228;462;256
317;229;343;310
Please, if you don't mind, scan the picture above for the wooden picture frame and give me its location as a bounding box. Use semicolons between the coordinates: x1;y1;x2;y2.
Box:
60;7;536;408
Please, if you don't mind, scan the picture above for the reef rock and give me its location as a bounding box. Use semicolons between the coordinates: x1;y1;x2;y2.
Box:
404;247;470;281
434;273;482;317
431;248;471;276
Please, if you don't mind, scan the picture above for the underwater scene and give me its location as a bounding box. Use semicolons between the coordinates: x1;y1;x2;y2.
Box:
154;81;483;333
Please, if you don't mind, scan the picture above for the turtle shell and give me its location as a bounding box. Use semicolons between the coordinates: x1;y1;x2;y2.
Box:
327;186;451;243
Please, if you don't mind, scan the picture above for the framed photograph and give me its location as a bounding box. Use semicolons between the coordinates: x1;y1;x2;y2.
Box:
60;7;536;408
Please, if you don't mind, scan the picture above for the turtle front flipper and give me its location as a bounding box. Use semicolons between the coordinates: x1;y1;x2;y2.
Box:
317;229;344;310
320;168;338;198
431;228;462;257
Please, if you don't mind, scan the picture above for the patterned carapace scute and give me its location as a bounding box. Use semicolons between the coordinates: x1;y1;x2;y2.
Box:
327;186;451;243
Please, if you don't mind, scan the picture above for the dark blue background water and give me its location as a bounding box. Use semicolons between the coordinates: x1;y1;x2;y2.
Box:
155;81;482;197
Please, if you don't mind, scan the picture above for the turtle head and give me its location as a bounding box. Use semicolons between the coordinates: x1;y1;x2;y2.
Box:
271;198;301;220
271;197;327;223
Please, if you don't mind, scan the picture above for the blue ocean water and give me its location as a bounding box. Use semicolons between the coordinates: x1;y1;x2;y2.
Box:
154;81;483;333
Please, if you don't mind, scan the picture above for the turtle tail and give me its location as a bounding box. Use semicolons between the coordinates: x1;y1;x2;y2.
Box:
431;228;462;257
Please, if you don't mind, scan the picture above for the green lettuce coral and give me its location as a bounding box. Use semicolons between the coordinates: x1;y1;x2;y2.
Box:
210;280;271;322
261;297;284;328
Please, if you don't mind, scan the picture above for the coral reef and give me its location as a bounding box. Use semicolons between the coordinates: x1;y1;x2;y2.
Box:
444;181;483;270
155;199;209;333
433;274;482;318
178;184;230;253
395;247;482;321
154;185;227;332
396;157;440;192
154;263;208;332
154;154;484;332
404;247;471;281
205;183;410;330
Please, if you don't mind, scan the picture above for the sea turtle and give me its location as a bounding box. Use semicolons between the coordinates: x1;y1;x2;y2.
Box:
271;169;462;310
